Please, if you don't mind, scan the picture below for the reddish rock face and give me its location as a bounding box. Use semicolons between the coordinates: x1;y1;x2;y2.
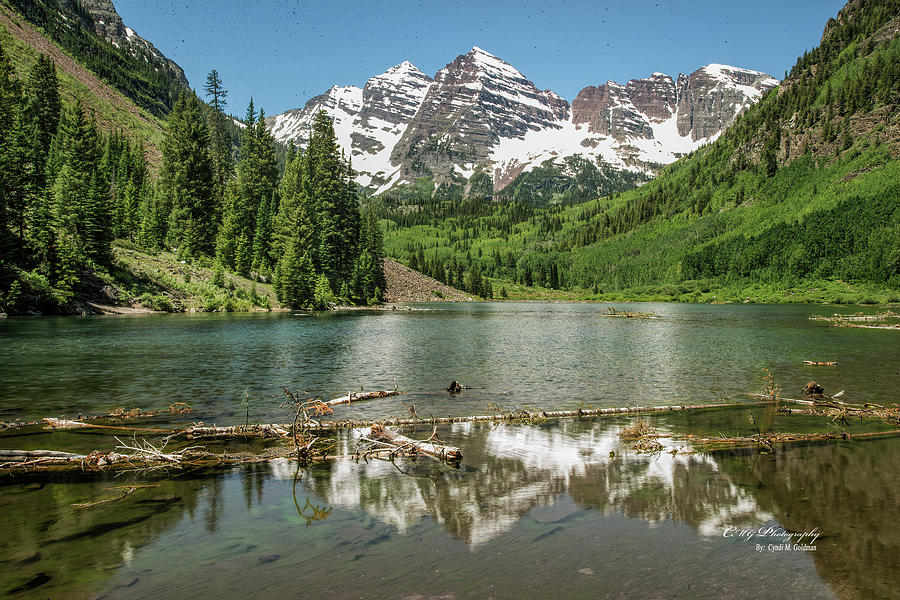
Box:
390;47;572;181
572;73;676;141
574;67;776;143
626;73;677;122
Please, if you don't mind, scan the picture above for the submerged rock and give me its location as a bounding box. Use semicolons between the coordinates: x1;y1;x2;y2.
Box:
803;381;824;395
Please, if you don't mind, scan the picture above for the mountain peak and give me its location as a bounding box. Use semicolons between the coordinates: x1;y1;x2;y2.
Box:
702;63;765;76
388;60;423;74
375;61;432;85
463;46;524;79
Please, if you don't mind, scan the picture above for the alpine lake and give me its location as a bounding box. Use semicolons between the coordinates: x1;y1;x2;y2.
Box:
0;302;898;599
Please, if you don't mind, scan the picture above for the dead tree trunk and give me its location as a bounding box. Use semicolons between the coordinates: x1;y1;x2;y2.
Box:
325;390;401;407
369;424;462;461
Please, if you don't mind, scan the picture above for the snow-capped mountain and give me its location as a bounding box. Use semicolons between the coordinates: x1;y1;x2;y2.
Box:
267;47;778;194
267;61;434;188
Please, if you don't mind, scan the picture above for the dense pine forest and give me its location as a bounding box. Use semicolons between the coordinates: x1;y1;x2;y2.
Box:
378;0;899;303
0;39;385;314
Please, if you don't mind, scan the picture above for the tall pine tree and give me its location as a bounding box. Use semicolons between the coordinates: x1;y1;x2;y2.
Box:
52;99;112;264
203;69;232;201
217;100;278;275
0;41;23;263
307;111;359;291
274;110;383;307
161;92;216;258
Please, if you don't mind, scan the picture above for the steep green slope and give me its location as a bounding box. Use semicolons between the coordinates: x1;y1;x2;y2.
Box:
2;0;185;117
381;0;900;303
0;2;165;161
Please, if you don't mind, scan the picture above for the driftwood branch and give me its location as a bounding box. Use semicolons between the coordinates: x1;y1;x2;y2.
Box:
369;424;462;462
300;400;778;431
1;404;192;430
172;424;290;440
325;389;401;407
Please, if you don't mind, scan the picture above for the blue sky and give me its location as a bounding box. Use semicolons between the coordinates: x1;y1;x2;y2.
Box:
114;0;847;117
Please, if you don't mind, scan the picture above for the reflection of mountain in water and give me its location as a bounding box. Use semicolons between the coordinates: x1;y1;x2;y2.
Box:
297;420;773;548
4;417;895;600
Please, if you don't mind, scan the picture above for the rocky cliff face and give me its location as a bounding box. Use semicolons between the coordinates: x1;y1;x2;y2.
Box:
572;66;776;144
63;0;188;86
268;47;777;194
627;73;678;121
389;47;570;185
572;80;655;141
353;62;434;163
675;64;777;140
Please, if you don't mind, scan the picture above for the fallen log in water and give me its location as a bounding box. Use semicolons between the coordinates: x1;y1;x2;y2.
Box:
748;393;899;423
809;311;900;329
1;404;192;430
600;306;659;319
300;400;776;431
687;428;900;451
174;424;289;440
0;449;86;460
325;389;401;407
0;445;296;473
369;424;462;461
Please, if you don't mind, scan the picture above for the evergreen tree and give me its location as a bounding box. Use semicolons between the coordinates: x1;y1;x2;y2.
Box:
216;178;251;271
273;147;310;258
274;237;315;308
351;248;375;304
4;96;28;257
251;192;274;272
0;41;23;261
217;100;278;275
353;202;386;302
161;92;216;258
138;181;168;249
20;54;60;254
204;69;228;113
203;69;232;196
118;137;148;240
312;272;335;310
52;99;112;264
308;111;354;289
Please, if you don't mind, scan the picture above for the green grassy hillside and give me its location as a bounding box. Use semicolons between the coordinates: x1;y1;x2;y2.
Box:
0;3;165;161
380;0;900;304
